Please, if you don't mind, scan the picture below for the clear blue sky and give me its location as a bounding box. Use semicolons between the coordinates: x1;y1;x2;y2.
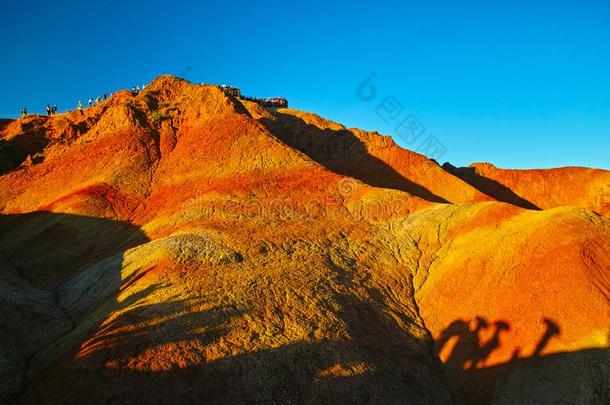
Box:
1;0;609;169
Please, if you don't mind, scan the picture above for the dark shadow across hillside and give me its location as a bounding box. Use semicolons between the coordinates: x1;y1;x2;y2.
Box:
0;211;149;403
435;316;608;404
260;112;450;203
442;163;540;210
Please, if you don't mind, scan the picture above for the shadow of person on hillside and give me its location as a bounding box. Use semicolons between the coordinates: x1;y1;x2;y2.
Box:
436;317;492;372
0;211;149;404
532;318;561;357
436;316;563;403
260;112;450;203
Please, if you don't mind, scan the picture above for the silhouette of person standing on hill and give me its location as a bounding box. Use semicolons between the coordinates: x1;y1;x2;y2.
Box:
77;101;83;115
88;98;93;107
103;93;107;100
21;107;27;117
45;105;51;116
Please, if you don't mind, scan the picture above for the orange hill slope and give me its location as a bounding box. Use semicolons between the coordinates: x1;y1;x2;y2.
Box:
395;202;610;403
0;76;431;222
251;106;493;205
0;75;608;404
444;162;610;216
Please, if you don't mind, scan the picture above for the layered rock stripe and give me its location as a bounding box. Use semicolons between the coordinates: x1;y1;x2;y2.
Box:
1;76;608;404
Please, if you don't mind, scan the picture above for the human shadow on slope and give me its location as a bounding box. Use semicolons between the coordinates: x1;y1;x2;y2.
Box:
433;316;606;404
260;112;450;203
0;211;149;404
442;163;540;210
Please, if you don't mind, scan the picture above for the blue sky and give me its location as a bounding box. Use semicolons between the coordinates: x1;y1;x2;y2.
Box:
1;0;609;169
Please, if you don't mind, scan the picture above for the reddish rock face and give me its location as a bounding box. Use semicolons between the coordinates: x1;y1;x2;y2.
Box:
1;75;608;404
444;161;610;216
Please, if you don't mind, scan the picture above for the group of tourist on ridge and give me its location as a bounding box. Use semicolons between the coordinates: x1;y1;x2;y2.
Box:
19;81;288;118
19;84;145;118
219;84;288;108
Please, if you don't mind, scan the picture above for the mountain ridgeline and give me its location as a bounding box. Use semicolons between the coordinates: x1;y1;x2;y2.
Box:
0;75;608;404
